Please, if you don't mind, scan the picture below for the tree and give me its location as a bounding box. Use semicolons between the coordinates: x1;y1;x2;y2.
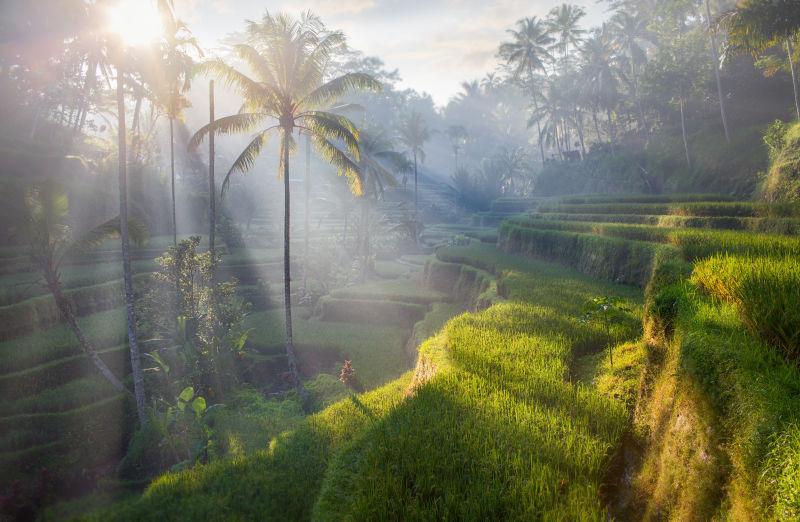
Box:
396;110;431;215
189;12;379;395
580;27;622;150
609;10;653;136
499;17;555;163
114;44;148;425
445;124;468;172
722;0;800;119
154;0;202;247
546;4;586;68
24;179;147;395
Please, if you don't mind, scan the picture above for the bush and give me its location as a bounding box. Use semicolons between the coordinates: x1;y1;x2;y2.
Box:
762;120;800;202
692;255;800;361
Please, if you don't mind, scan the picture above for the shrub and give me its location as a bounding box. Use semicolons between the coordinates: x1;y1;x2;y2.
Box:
763;121;800;202
691;255;800;361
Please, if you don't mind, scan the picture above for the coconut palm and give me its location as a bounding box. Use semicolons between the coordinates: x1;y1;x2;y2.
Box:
189;11;379;393
396;110;431;215
546;4;586;68
352;128;406;280
499;16;555;163
580;27;621;148
154;0;202;246
609;10;653;135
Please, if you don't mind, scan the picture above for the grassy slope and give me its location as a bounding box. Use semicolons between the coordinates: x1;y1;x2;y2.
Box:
96;244;643;521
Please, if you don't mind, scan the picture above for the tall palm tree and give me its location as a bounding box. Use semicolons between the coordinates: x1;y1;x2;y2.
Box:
499;17;555;163
580;27;621;149
154;0;201;247
396;110;431;215
445;124;468;172
352;128;405;280
703;0;731;142
546;4;586;68
114;45;147;425
609;11;653;136
189;12;379;392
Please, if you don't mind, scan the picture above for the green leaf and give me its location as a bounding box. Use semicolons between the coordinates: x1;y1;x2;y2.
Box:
191;396;207;417
179;386;194;403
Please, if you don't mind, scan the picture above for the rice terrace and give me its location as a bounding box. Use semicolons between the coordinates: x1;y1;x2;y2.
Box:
1;0;800;520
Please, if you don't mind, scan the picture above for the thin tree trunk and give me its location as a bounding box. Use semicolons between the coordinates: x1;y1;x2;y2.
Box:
360;196;369;282
679;97;692;169
117;55;146;426
281;132;301;395
705;0;731;142
592;108;602;143
77;59;97;132
413;150;418;214
303;133;311;289
209;81;216;267
170;117;177;247
574;108;586;158
787;37;800;120
606;107;616;155
47;275;128;393
528;66;546;163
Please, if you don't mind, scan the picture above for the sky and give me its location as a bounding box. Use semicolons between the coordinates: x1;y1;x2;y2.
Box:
174;0;610;107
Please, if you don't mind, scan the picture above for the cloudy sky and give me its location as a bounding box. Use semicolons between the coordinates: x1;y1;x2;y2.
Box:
175;0;609;107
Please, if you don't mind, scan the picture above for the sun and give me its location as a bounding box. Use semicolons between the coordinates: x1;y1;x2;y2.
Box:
106;0;162;46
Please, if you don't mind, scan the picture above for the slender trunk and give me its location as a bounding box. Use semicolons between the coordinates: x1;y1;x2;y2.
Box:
787;37;800;120
606;107;616;155
303;133;311;289
574;108;586;158
209;81;216;267
77;59;97;132
592;108;602;143
679;97;692;169
705;0;731;142
117;55;146;425
281;131;301;395
131;95;142;161
528;66;546;163
47;276;128;393
413;150;418;214
170;118;177;247
360;196;369;282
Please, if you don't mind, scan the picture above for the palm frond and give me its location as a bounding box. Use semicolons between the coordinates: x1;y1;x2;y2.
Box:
221;127;278;195
188;113;267;150
65;217;149;258
302;111;361;159
301;73;381;109
197;58;279;107
312;136;363;196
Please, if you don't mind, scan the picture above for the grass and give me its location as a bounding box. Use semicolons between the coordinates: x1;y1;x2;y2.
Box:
0;307;127;376
0;374;116;417
94;245;643;521
245;307;409;390
537;201;800;218
692;254;800;360
329;279;446;305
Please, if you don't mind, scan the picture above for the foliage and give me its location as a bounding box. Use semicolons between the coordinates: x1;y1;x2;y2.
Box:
763;120;800;202
581;296;631;364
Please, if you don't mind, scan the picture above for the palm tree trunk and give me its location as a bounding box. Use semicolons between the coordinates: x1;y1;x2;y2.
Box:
413;150;418;214
592;108;602;143
360;197;369;282
208;81;216;266
77;59;97;132
679;97;692;169
574;109;586;158
705;0;731;142
606;107;616;155
47;277;128;393
281;132;301;394
303;133;311;290
170;117;177;247
117;55;146;426
787;37;800;120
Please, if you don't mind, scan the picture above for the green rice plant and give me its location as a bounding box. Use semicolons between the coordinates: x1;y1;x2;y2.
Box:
557;194;739;205
329;279;446;305
538;201;800;218
691;255;800;360
0;374;117;417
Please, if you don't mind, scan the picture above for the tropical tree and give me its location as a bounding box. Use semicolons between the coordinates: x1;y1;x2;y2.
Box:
445;124;468;172
24;179;147;395
546;4;586;68
396;110;431;214
580;27;622;149
189;12;379;394
154;0;202;246
352;128;406;280
609;10;653;135
722;0;800;119
499;16;555;162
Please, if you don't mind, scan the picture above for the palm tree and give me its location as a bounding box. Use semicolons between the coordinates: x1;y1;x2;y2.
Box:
154;0;201;247
25;180;147;395
499;17;555;163
352;128;405;280
703;0;731;142
396;110;431;215
580;27;621;149
609;10;653;136
445;124;468;172
114;46;147;425
546;4;586;68
189;12;379;393
722;1;800;119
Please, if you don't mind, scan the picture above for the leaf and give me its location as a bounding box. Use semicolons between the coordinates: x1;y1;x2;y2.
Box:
179;386;194;403
192;396;207;417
